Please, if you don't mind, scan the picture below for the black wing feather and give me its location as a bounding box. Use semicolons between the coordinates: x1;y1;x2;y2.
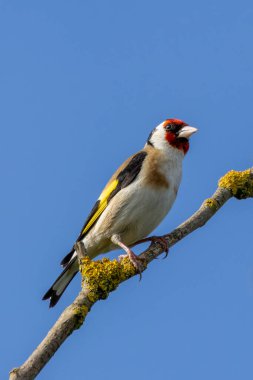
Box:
107;151;147;202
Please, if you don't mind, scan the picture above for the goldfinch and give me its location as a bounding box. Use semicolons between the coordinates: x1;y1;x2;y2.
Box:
43;119;197;307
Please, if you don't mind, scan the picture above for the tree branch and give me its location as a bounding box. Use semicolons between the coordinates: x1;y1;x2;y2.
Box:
10;168;253;380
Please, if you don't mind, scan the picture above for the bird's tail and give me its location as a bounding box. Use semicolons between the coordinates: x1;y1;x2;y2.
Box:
42;256;79;307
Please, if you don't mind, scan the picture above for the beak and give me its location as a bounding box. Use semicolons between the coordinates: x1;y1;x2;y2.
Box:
178;126;198;139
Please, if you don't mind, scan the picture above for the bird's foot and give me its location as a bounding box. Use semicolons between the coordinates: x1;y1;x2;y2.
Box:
134;235;169;258
119;250;146;280
112;234;145;279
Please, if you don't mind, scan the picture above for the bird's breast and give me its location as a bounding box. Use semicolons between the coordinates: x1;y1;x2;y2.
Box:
84;147;183;256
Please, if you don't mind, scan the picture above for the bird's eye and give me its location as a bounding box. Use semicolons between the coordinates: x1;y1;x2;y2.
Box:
165;123;175;132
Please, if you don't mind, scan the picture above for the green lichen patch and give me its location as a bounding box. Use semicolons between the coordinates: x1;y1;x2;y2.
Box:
73;305;89;329
204;198;219;211
218;169;253;199
79;256;143;303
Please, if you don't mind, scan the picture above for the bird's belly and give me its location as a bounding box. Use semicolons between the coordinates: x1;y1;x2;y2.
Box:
120;186;176;243
83;183;178;257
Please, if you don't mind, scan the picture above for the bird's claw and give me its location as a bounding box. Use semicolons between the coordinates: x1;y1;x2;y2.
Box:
119;252;145;280
134;235;169;258
154;237;169;259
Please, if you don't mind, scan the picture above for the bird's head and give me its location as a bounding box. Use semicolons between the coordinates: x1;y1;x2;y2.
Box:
147;118;198;155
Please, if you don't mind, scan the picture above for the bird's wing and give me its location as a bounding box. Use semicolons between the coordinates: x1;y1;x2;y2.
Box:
76;150;147;241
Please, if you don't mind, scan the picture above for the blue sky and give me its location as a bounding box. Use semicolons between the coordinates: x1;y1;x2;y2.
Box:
1;1;253;379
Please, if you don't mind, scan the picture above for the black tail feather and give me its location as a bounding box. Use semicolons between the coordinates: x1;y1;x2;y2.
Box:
60;248;75;267
42;257;78;307
42;288;62;308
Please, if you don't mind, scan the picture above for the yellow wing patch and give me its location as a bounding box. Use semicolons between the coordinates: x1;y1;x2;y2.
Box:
98;178;118;201
81;179;118;235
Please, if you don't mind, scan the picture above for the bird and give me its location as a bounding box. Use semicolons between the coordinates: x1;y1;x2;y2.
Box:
43;118;197;307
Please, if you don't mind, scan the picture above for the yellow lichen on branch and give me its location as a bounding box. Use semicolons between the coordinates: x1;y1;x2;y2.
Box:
73;305;89;329
203;198;219;211
79;256;142;303
218;168;253;199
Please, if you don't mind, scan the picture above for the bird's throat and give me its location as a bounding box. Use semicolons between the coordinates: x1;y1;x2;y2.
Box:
165;132;189;154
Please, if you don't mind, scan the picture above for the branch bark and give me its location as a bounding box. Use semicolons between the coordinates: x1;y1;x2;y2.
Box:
10;168;253;380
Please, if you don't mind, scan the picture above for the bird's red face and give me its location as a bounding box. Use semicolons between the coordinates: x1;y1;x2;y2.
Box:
147;118;197;154
163;118;197;154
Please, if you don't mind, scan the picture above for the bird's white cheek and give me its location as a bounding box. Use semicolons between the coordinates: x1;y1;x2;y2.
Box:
150;127;168;151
